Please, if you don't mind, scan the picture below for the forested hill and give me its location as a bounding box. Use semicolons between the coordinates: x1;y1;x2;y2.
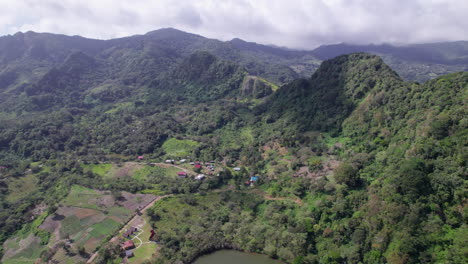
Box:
312;41;468;82
0;29;467;264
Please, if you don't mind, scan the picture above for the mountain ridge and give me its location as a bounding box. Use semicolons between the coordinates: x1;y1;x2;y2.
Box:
0;28;467;264
1;28;467;88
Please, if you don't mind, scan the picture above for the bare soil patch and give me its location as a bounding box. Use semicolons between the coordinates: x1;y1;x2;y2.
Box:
121;192;157;211
111;162;145;178
75;208;101;219
95;194;115;208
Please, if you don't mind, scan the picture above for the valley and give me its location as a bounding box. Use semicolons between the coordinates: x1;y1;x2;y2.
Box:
0;29;466;264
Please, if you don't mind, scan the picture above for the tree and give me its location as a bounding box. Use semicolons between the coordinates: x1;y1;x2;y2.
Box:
334;163;359;187
396;158;430;200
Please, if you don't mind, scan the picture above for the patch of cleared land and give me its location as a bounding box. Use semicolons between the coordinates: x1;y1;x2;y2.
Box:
6;173;39;202
2;185;156;264
1;213;50;264
162;138;200;157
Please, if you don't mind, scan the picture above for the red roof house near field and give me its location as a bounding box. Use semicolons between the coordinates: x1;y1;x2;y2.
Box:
177;171;188;178
122;240;135;250
194;164;202;169
137;155;144;160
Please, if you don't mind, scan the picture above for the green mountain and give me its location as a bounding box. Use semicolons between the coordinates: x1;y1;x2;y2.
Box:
0;29;467;264
312;42;468;82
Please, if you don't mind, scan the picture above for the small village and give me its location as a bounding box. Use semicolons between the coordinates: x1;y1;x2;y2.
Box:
113;156;262;262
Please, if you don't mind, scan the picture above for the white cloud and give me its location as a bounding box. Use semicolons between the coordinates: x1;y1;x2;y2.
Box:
0;0;466;49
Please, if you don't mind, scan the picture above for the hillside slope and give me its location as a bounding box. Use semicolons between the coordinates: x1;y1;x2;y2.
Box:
0;47;466;264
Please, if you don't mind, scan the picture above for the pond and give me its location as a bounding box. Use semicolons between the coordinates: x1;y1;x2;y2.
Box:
193;250;284;264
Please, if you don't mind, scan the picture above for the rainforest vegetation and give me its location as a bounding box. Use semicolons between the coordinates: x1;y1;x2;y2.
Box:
0;29;466;264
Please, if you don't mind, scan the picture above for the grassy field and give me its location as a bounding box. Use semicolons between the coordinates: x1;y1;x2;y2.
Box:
133;165;181;181
6;173;38;202
162;138;200;157
127;213;159;264
62;185;104;210
82;163;113;177
1;213;49;264
2;235;43;264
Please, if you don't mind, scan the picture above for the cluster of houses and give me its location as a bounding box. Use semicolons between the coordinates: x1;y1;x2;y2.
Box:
176;161;218;180
120;226;157;259
121;226;139;258
190;161;216;171
136;156;259;186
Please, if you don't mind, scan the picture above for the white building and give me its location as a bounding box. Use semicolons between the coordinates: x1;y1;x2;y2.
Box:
195;174;205;180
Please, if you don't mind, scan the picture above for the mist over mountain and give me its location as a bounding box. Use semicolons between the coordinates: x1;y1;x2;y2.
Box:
0;28;467;93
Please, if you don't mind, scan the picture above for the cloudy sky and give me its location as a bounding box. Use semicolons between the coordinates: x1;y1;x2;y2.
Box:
0;0;467;49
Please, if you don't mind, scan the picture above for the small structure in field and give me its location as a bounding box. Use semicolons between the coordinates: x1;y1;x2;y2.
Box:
194;164;202;169
137;155;144;160
149;229;156;240
165;159;174;163
125;250;134;258
195;174;205;180
123;230;132;238
123;227;138;238
189;162;195;165
122;240;135;250
233;167;241;171
245;176;260;186
180;159;187;163
177;171;188;178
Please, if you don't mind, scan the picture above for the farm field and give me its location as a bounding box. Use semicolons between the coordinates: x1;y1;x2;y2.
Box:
1;185;156;264
1;213;50;264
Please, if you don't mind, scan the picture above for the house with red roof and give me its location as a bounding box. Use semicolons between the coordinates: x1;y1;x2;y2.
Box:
177;171;188;178
122;240;135;250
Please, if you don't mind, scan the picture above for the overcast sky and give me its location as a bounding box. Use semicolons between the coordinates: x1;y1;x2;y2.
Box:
0;0;467;49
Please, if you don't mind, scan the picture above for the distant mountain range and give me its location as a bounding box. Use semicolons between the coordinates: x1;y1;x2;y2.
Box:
0;28;467;93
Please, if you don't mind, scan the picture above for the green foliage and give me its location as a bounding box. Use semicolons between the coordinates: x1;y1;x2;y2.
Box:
0;47;466;264
162;138;200;158
333;163;359;187
82;163;112;177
